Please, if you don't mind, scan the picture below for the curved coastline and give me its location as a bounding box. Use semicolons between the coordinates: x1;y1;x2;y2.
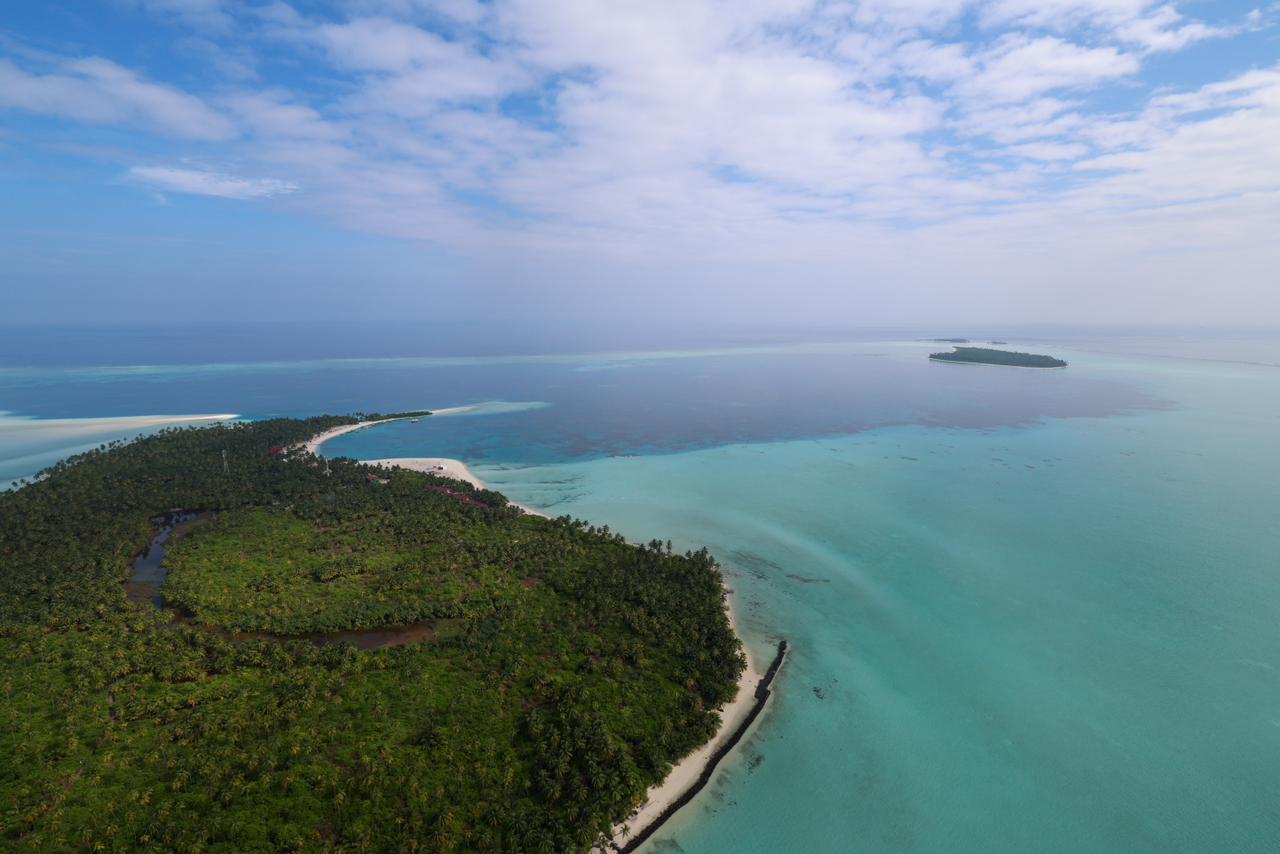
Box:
301;419;540;511
614;639;787;853
366;457;550;519
307;416;779;852
598;601;770;853
300;415;418;454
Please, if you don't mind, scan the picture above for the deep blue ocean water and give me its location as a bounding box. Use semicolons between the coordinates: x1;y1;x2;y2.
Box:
2;325;1277;852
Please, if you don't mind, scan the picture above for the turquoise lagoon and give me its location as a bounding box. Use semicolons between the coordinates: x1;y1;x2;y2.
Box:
2;332;1278;851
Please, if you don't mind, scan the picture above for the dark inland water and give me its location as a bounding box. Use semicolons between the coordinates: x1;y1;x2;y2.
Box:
124;513;436;651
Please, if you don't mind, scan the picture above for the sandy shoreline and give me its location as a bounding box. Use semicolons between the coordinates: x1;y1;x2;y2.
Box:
365;457;549;518
302;418;548;517
364;457;487;489
600;595;765;851
1;411;240;440
300;416;420;455
304;418;769;849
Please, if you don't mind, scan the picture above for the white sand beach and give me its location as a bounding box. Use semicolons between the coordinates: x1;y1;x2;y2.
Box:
0;412;239;442
300;416;420;455
302;418;549;518
1;413;240;485
365;457;551;518
363;456;486;488
600;596;766;851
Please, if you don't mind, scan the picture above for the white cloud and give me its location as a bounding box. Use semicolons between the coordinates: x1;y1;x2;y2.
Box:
341;0;487;23
318;17;458;71
959;35;1140;103
0;56;233;139
851;0;973;32
892;39;975;82
982;0;1160;31
1007;141;1090;160
980;0;1245;53
306;17;531;109
1072;68;1280;205
961;98;1085;143
196;0;1272;270
222;91;343;140
5;0;1277;322
129;165;299;199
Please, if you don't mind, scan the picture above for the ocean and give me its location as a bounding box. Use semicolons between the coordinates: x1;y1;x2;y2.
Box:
2;325;1277;852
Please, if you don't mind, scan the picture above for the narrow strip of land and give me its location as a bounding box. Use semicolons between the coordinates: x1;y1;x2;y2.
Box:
300;415;421;454
303;414;547;517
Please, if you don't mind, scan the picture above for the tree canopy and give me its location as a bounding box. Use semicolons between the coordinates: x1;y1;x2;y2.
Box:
929;346;1067;368
0;416;743;852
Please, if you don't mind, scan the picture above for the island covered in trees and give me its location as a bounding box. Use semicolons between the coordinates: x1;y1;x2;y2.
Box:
0;414;746;851
929;346;1068;368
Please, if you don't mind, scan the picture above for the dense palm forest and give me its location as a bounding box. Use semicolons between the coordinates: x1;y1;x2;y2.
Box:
0;416;744;851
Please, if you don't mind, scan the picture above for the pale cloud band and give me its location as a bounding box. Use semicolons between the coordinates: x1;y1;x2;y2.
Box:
128;165;299;200
0;56;233;140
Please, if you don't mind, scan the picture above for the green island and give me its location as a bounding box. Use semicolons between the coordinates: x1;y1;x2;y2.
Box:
929;346;1067;368
0;415;744;852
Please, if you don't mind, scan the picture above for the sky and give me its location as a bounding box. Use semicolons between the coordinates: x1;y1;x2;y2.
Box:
1;1;1278;328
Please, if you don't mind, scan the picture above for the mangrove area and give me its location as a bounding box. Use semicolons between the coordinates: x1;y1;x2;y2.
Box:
0;415;745;852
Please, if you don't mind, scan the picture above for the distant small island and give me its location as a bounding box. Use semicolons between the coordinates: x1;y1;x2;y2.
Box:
929;346;1067;368
920;337;971;343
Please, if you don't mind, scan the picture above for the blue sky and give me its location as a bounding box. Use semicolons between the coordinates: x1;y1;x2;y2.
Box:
2;1;1278;326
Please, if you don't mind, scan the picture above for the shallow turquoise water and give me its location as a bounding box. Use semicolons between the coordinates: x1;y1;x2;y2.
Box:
467;350;1280;852
2;333;1278;851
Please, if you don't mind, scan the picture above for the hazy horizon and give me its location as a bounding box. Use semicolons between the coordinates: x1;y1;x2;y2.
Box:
1;320;1277;372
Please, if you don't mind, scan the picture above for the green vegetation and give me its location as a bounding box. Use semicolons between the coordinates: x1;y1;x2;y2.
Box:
0;416;743;851
162;506;525;635
929;346;1067;368
350;409;433;421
